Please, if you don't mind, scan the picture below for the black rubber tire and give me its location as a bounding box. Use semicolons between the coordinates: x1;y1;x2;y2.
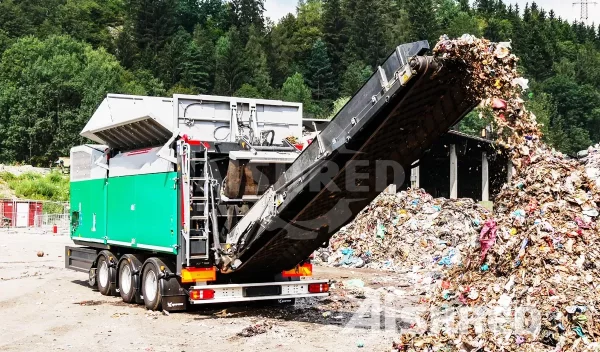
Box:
141;262;162;311
96;255;114;296
118;260;136;303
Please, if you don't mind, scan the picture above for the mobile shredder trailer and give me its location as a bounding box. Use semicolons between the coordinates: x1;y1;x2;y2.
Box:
65;40;479;311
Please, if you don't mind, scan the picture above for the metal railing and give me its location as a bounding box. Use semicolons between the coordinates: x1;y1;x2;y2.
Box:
33;214;70;235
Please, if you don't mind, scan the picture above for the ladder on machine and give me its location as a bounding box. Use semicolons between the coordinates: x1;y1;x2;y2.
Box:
182;143;211;265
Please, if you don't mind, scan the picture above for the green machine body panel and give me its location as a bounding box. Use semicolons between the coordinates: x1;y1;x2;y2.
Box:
70;178;107;242
71;172;179;254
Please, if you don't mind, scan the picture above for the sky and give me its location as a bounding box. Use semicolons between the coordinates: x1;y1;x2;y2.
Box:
264;0;600;25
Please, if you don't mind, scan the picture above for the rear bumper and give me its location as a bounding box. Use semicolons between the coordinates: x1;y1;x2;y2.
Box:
188;279;329;304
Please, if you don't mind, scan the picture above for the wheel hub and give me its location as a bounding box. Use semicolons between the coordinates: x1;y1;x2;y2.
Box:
99;261;109;288
144;270;157;301
121;265;132;296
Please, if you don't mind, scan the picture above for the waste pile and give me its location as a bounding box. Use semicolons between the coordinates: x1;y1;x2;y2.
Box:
393;35;600;351
581;144;600;189
314;189;491;274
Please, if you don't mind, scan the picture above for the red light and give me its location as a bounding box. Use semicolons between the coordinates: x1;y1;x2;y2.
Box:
189;289;215;300
308;283;329;294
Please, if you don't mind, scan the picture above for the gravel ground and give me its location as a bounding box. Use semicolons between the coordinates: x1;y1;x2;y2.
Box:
0;230;424;352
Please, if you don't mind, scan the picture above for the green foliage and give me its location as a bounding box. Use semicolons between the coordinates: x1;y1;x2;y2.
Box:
1;171;69;201
235;83;262;98
267;14;299;87
0;0;600;159
305;39;336;104
456;110;493;136
230;0;266;36
280;73;313;112
214;27;247;95
322;0;346;78
245;25;272;95
341;61;372;96
157;28;210;93
329;96;350;118
404;0;438;43
0;35;153;164
343;0;388;67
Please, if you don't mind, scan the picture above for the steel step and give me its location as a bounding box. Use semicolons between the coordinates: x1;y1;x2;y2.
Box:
190;236;208;240
190;255;209;259
191;216;208;220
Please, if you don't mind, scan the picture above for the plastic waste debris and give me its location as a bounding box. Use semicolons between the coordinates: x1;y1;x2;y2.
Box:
314;189;490;273
342;279;365;288
391;34;600;351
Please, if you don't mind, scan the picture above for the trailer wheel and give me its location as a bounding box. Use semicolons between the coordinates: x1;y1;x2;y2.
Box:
97;254;116;296
118;255;143;304
141;261;162;311
119;260;135;303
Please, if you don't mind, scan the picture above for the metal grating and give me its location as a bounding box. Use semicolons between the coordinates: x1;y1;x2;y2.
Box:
71;150;92;181
94;117;172;150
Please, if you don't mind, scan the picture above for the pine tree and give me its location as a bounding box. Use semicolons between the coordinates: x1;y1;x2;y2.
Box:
244;25;271;95
193;25;217;92
230;0;265;41
341;61;372;96
293;0;324;69
116;26;137;69
128;0;177;56
176;0;201;32
344;0;388;67
305;39;337;103
180;41;211;93
322;0;346;78
458;0;470;12
476;0;495;16
513;2;554;81
266;14;298;87
214;27;247;95
157;28;191;87
156;28;211;93
404;0;437;43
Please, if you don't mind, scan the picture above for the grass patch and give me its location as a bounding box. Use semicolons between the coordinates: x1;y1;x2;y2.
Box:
0;171;69;201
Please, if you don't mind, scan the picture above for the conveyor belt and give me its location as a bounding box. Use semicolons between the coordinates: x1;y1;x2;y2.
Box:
224;41;479;275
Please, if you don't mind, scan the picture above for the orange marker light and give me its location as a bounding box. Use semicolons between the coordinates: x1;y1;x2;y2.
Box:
181;267;216;283
282;263;313;278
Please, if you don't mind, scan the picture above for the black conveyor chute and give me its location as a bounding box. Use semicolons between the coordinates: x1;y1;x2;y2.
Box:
226;40;479;275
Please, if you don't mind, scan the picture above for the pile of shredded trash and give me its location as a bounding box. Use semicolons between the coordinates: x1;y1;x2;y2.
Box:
581;143;600;189
314;189;491;273
392;35;600;351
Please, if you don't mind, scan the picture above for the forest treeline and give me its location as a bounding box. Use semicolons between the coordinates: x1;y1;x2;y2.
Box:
0;0;599;164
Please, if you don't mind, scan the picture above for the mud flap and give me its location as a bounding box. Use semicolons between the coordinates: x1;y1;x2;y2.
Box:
158;260;188;312
162;294;188;311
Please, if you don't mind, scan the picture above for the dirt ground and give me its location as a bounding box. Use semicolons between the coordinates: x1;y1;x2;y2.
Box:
0;230;425;352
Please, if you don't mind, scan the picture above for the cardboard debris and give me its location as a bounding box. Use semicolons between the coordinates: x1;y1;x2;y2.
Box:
392;35;600;351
